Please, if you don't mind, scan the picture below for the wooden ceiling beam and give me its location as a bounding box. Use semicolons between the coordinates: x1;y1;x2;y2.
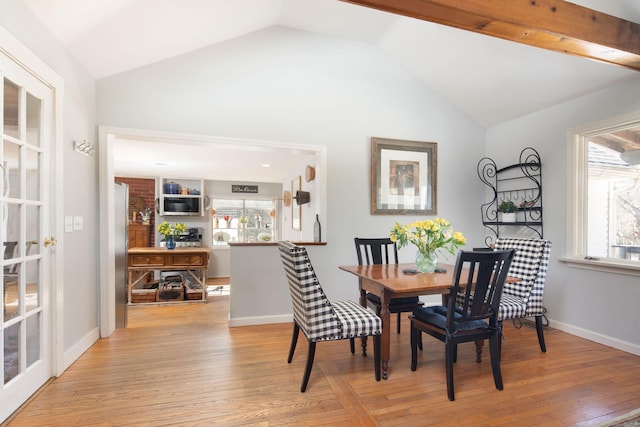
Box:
341;0;640;71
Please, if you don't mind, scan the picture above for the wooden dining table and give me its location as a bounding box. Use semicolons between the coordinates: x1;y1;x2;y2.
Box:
339;262;463;379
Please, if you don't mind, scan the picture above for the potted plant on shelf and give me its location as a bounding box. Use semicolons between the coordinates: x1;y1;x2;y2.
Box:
498;200;517;222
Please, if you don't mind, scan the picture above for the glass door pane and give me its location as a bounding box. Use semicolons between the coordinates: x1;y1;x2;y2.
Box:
3;79;19;139
25;93;41;147
2;60;49;396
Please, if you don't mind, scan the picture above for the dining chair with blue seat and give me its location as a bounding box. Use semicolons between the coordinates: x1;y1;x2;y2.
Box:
354;237;424;334
409;249;516;401
278;241;382;392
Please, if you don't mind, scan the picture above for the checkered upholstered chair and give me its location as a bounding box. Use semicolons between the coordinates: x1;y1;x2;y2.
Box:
494;237;552;354
278;241;382;392
409;249;516;401
355;238;424;334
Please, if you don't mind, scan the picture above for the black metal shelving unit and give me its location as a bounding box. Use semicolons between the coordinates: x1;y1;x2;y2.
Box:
477;147;543;247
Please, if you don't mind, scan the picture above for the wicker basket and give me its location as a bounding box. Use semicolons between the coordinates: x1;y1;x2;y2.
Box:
157;286;184;301
185;288;204;300
131;289;157;303
184;279;205;300
157;275;185;301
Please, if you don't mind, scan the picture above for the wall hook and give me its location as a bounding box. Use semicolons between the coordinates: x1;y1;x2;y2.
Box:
73;139;95;157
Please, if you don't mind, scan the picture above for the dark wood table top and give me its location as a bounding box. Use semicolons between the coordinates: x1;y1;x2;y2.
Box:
339;263;458;296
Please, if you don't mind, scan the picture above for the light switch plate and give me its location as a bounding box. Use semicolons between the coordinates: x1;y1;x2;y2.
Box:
73;216;83;230
65;216;73;233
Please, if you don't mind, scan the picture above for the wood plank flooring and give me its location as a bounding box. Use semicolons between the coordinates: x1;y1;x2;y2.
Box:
4;294;640;426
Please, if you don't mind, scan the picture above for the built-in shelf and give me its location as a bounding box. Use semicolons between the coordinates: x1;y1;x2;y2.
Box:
157;178;204;216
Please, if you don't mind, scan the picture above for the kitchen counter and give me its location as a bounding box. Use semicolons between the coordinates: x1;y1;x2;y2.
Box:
227;242;327;327
227;241;326;246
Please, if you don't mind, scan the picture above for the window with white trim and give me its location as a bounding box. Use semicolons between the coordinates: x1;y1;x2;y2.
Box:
569;115;640;267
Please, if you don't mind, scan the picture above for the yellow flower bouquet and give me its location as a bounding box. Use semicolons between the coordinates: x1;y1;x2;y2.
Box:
158;221;187;237
158;221;187;250
390;218;466;272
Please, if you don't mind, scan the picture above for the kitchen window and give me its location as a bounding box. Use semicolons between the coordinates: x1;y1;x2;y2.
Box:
567;114;640;275
211;198;277;244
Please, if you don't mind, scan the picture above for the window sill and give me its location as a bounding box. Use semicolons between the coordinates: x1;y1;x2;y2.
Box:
559;256;640;277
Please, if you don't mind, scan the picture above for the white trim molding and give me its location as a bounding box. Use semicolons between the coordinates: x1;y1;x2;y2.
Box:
549;318;640;356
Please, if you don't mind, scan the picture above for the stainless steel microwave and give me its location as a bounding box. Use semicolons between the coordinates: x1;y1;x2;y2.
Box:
156;196;202;216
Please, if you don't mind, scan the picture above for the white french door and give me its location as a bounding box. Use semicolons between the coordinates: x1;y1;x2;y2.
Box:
0;50;53;420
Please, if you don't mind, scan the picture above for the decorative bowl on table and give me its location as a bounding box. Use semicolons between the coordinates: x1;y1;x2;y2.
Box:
257;233;272;242
213;231;230;244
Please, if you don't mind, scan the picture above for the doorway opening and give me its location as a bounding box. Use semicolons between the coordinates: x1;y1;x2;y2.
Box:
98;126;326;336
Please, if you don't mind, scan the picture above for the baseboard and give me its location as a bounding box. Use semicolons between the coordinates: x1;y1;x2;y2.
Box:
549;318;640;356
63;327;100;371
228;313;292;327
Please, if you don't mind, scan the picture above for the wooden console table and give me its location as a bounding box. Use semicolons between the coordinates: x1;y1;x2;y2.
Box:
127;247;212;304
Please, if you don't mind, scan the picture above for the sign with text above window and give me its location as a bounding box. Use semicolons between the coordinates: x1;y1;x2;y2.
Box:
232;185;258;194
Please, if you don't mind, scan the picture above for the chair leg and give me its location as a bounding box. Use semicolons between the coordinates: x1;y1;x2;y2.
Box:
445;341;455;401
410;321;419;371
535;316;547;353
373;334;381;381
489;334;504;391
288;322;300;363
301;341;316;392
474;340;482;363
361;336;368;357
350;338;355;354
418;330;423;351
497;321;503;362
397;312;401;333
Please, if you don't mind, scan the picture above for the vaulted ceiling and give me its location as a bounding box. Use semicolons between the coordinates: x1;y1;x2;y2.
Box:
23;0;640;128
19;0;640;180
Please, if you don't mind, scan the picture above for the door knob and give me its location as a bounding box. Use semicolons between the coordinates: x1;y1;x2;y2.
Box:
44;237;57;248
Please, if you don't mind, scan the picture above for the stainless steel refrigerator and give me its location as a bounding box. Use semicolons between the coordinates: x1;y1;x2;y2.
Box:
114;182;129;328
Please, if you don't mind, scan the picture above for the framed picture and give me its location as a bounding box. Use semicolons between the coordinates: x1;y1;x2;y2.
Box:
370;137;437;215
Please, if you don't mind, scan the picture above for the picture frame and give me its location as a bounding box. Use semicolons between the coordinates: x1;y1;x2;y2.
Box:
370;137;437;215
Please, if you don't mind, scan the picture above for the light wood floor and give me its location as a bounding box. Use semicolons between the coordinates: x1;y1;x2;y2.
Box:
4;294;640;426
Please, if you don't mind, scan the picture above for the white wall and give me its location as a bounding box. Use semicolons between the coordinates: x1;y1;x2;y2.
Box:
0;1;98;361
96;26;487;303
486;77;640;350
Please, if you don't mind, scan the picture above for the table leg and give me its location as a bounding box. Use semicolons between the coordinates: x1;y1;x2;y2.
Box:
359;283;367;311
128;270;149;304
186;268;207;301
475;340;484;362
359;283;368;356
380;292;391;379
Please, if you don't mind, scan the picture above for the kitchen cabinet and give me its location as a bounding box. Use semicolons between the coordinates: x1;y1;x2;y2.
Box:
477;147;543;246
128;224;150;248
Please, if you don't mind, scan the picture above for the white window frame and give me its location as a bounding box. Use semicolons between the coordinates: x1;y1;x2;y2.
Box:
565;111;640;277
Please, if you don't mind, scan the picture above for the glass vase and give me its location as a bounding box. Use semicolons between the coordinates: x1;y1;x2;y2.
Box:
416;251;437;273
165;236;176;250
